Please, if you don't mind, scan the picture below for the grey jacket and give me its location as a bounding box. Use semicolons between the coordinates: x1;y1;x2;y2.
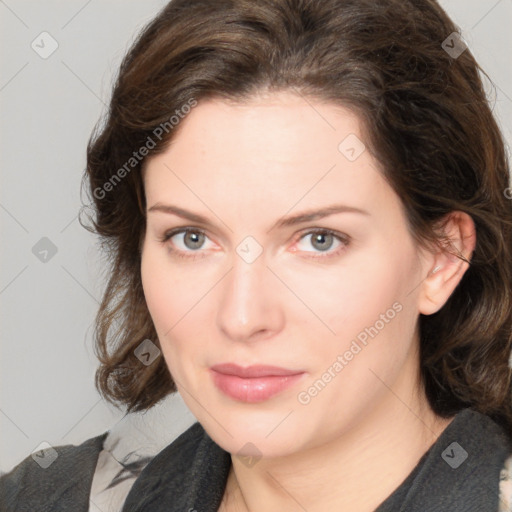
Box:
1;407;512;511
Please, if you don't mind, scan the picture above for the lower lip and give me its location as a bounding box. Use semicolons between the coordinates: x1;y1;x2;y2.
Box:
211;370;306;403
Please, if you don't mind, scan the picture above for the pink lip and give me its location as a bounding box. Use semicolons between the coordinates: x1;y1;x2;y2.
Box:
211;363;303;378
210;363;306;403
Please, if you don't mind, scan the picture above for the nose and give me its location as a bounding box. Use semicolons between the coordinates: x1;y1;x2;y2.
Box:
216;248;285;343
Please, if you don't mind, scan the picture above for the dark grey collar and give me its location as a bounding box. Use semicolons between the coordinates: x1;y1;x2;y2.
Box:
376;408;512;511
121;408;512;511
121;421;231;511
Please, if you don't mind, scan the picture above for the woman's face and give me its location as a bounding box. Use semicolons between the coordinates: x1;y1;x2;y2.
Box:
141;91;433;457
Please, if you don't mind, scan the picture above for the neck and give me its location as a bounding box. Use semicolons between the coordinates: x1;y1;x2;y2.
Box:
221;389;455;512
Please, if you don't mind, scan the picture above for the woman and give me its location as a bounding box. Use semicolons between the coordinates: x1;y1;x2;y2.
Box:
1;0;511;510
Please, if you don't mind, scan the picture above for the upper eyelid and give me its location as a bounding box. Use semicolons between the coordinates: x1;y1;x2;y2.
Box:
299;229;348;243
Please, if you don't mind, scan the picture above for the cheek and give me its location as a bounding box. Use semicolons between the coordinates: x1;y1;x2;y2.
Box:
141;249;167;327
290;243;420;378
140;245;186;336
140;244;214;364
141;244;197;326
291;260;419;431
280;243;414;335
141;247;192;380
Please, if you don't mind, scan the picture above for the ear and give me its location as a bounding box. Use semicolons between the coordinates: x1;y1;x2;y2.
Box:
418;211;476;316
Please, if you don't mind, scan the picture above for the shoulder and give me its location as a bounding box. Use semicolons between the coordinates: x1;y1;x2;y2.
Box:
463;409;512;510
123;421;210;489
381;408;512;511
121;422;232;511
0;431;108;512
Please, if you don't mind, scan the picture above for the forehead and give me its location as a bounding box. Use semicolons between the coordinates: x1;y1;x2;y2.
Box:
142;91;397;225
161;92;364;167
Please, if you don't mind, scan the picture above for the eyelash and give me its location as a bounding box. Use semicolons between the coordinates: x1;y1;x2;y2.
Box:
158;227;350;261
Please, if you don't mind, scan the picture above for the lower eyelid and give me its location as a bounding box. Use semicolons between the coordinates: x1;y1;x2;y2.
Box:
296;237;348;259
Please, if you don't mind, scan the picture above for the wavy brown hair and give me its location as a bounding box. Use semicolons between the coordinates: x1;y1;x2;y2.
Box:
82;0;512;433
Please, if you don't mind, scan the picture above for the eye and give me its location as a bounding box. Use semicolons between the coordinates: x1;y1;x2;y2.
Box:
294;229;349;259
159;227;214;259
159;227;350;261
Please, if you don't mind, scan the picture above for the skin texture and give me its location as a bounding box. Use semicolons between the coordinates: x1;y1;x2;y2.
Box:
141;91;476;512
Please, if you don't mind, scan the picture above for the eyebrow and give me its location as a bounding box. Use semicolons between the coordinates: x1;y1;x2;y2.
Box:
147;203;370;231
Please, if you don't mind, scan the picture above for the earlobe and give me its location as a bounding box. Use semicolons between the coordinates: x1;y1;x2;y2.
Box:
418;212;476;316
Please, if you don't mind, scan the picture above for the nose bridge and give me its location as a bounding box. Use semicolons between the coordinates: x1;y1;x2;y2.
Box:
216;244;282;341
225;249;268;321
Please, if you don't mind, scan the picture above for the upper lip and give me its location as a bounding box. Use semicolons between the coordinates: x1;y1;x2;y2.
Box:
211;363;304;378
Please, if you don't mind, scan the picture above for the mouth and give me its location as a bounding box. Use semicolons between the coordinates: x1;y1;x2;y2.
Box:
210;363;306;403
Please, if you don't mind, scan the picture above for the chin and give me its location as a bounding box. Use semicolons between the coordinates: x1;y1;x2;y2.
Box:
195;404;310;458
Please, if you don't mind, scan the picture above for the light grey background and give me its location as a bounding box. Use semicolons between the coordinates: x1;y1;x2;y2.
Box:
1;0;511;473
